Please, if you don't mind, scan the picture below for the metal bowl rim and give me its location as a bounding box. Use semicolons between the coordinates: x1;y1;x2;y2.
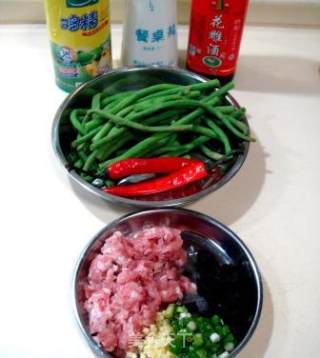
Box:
52;66;250;208
72;207;263;358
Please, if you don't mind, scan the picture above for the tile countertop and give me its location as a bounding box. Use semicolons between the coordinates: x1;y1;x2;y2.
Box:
0;24;320;358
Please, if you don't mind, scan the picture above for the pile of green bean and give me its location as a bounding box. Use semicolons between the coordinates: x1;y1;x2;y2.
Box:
67;79;252;183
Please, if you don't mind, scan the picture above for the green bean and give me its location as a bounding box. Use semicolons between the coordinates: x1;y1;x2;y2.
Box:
103;96;135;114
67;151;78;164
91;128;124;150
124;99;200;123
231;108;246;119
83;150;98;171
193;126;219;140
114;136;171;159
208;81;234;98
186;90;202;99
80;174;93;182
70;109;86;134
74;158;83;169
203;117;232;154
78;149;89;162
138;90;200;112
89;99;202;150
99;91;226;162
162;134;178;146
99;125;128;148
92;93;101;110
100;134;171;167
82;112;92;128
97;105;134;142
92;122;113;143
81;93;101;127
143;110;182;126
203;102;249;136
71;125;103;148
138;79;220;103
143;134;179;157
127;133;179;159
134;94;183;112
104;179;115;187
186;79;221;92
88;109;197;134
213;109;253;141
161;141;210;157
76;142;86;151
201;101;250;142
101;90;135;108
224;115;254;141
111;84;180;114
104;110;182;149
154;136;211;156
214;105;235;114
148;90;200;106
84;118;104;133
117;105;135;118
99;94;161;147
102;97;128;112
227;116;249;134
96;133;134;162
95;143;112;161
96;87;224;150
175;91;222;126
200;144;224;160
94;115;185;156
199;100;230;116
137;86;183;103
90;109;221;153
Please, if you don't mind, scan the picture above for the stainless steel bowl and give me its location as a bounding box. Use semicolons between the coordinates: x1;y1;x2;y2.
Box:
52;67;250;207
73;208;263;358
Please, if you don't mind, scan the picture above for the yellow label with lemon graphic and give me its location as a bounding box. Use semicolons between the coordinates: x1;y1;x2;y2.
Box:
44;0;112;92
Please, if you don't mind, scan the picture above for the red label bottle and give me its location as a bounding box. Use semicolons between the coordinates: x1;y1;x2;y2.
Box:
186;0;249;83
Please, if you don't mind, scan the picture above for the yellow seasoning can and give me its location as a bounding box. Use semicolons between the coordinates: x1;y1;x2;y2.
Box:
44;0;112;92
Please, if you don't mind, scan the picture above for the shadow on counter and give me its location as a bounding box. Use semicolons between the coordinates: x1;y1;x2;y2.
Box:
235;55;320;95
192;134;267;226
69;178;130;221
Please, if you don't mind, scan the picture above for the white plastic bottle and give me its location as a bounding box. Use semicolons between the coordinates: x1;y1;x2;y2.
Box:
121;0;178;67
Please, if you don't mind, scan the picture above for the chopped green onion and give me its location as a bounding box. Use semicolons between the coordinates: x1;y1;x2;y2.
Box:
221;325;231;336
164;303;176;319
193;333;204;347
166;305;236;358
195;348;208;358
180;312;192;319
187;320;197;331
218;352;229;358
224;333;236;344
224;342;235;352
176;305;188;314
211;315;221;325
210;333;221;344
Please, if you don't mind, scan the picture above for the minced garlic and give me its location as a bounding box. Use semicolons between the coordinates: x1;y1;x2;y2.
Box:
127;312;175;358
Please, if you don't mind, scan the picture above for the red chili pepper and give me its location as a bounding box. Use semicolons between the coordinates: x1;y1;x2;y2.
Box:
104;161;211;197
107;157;200;180
133;168;223;201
